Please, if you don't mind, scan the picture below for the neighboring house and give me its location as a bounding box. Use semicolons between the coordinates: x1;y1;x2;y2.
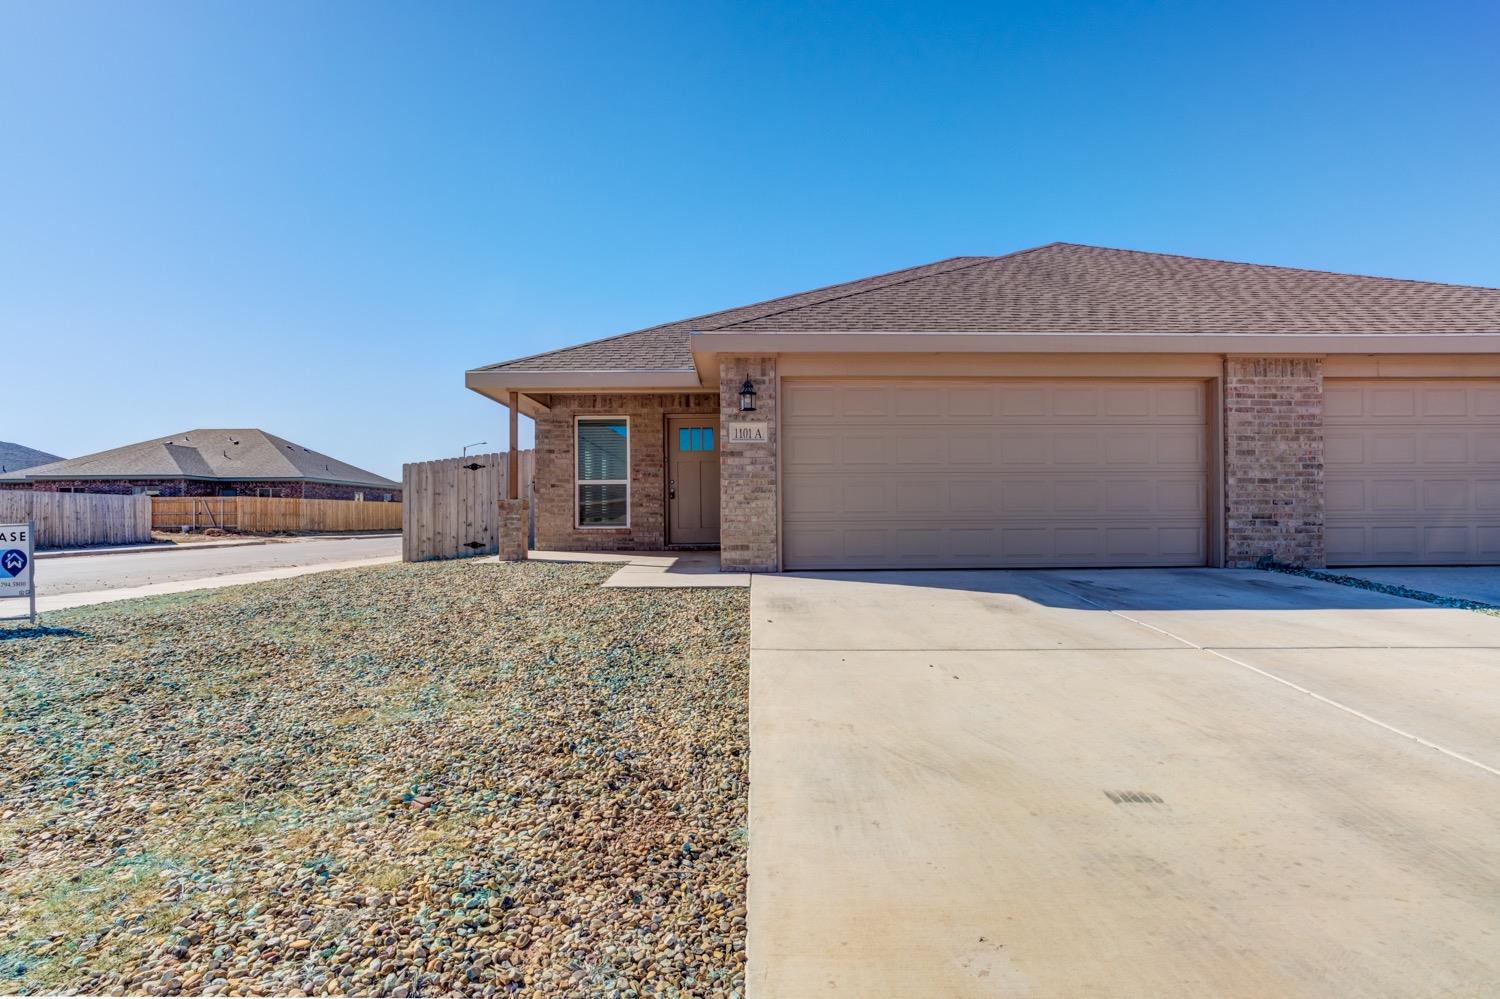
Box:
0;441;64;476
467;242;1500;571
0;429;401;501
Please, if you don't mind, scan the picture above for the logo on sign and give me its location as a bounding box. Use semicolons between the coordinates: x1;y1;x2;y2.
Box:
1;549;26;578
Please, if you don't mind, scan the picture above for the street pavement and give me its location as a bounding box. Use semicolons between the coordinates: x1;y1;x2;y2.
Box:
33;535;401;598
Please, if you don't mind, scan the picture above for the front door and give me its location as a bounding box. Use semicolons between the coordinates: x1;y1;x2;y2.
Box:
668;416;721;545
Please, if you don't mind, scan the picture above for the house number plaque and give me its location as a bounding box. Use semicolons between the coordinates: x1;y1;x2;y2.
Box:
727;422;770;444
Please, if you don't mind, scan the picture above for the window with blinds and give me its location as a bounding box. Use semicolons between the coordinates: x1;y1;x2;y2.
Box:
576;417;629;527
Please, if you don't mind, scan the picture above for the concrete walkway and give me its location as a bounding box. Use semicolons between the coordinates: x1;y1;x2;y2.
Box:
528;549;749;587
749;567;1500;998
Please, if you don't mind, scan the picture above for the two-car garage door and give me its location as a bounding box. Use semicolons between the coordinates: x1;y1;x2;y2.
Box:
782;380;1209;570
1325;380;1500;565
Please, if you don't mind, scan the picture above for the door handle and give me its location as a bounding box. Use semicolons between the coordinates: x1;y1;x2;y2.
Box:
669;479;676;500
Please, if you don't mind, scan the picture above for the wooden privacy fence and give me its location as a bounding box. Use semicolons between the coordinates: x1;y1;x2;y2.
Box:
0;491;152;549
402;450;534;561
151;496;403;533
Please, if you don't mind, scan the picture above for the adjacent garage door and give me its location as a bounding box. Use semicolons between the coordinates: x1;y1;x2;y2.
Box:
781;380;1209;569
1326;380;1500;565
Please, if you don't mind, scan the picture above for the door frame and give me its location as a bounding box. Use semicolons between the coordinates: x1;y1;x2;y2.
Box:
664;412;723;549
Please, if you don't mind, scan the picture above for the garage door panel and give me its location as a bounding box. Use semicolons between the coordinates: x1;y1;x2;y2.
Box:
1326;380;1500;565
1371;387;1418;417
1422;433;1469;463
894;481;941;514
1156;430;1207;465
782;380;1209;569
894;435;944;464
783;386;837;418
999;387;1046;417
948;435;991;464
1325;432;1365;465
841;436;885;464
1423;387;1469;416
783;431;836;466
1424;481;1469;510
948;387;994;417
1371;434;1418;464
1371;480;1419;512
1100;432;1153;464
1325;384;1365;418
893;387;942;416
1326;479;1365;514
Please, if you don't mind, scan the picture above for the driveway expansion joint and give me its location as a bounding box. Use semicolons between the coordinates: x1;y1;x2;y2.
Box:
1064;587;1500;781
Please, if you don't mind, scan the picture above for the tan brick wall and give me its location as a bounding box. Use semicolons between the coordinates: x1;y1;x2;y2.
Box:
1224;357;1326;567
720;356;779;572
497;498;529;561
532;392;719;551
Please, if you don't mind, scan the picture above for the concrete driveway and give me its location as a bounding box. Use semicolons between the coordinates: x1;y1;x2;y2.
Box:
749;568;1500;998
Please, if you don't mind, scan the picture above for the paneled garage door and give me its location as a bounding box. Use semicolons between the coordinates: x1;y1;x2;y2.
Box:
781;380;1209;569
1325;380;1500;565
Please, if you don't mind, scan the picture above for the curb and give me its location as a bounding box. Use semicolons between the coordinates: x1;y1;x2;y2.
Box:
36;532;399;560
37;540;271;560
35;555;403;612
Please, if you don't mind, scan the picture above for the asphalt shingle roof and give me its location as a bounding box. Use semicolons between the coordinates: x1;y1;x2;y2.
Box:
0;442;63;476
477;256;986;373
0;430;399;487
477;243;1500;374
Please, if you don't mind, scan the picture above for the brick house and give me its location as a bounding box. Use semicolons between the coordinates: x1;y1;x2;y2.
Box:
0;429;400;501
466;243;1500;571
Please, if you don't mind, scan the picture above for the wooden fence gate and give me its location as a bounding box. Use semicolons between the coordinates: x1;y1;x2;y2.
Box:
402;450;534;562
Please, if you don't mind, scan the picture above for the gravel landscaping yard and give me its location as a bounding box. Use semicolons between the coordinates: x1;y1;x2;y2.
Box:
1;559;749;997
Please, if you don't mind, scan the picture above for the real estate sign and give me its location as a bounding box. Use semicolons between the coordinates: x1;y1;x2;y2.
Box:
0;523;34;598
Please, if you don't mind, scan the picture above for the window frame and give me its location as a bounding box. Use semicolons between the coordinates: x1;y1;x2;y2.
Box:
574;415;631;529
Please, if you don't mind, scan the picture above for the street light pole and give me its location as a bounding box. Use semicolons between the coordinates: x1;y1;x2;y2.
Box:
462;441;487;457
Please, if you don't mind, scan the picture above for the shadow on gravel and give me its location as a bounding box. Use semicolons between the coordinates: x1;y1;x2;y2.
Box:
0;625;88;641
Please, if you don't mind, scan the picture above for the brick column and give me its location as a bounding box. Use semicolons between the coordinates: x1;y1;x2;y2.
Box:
1223;357;1325;567
498;498;529;562
720;356;778;572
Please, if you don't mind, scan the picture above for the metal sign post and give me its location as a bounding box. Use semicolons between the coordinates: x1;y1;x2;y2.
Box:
0;521;36;626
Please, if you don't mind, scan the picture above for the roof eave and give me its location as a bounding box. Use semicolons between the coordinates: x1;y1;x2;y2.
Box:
465;368;706;405
690;330;1500;354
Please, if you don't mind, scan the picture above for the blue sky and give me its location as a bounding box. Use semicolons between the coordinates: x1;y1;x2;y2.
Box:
3;1;1497;478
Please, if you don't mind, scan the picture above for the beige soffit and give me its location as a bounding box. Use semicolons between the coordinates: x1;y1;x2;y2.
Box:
690;330;1500;355
465;368;705;404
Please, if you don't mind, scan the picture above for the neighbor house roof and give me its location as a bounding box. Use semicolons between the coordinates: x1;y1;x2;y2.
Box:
0;442;64;476
0;429;399;488
471;243;1500;384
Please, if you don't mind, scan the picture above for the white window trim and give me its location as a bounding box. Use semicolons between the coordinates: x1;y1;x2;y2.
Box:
575;415;630;529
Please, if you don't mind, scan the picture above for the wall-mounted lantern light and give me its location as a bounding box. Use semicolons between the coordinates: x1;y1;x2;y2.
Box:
738;377;758;412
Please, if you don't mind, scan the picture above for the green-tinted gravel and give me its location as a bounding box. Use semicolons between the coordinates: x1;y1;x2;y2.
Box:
0;559;749;998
